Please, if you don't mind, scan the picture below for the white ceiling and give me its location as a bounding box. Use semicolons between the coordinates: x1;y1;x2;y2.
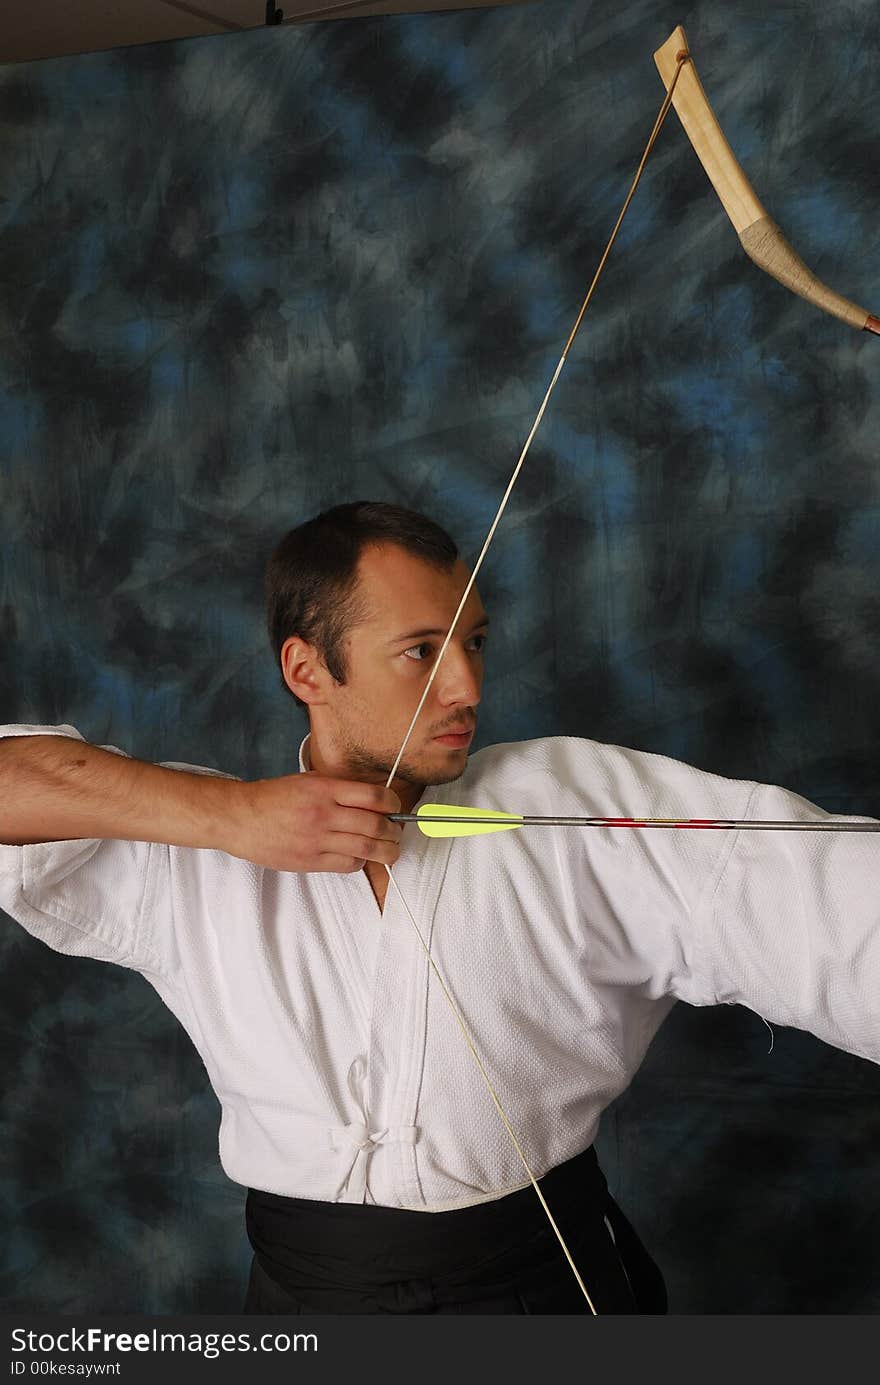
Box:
0;0;526;66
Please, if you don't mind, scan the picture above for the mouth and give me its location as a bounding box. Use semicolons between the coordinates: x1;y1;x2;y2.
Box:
433;728;475;749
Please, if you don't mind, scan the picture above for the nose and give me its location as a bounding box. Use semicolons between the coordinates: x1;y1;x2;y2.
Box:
434;642;482;709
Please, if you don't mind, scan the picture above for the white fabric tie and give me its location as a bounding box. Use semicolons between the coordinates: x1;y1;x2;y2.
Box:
329;1122;418;1203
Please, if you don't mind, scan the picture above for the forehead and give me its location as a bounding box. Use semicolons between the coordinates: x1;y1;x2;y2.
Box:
353;543;483;623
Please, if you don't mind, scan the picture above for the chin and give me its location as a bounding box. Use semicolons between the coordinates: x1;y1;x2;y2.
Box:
419;761;468;788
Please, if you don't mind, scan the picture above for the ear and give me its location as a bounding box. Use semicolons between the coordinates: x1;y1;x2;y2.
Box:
280;635;330;706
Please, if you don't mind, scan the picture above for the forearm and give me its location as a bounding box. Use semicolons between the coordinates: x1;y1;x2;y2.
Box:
0;734;238;850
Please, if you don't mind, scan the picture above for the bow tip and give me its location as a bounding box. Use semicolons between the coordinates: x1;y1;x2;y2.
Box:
654;24;690;78
865;314;880;336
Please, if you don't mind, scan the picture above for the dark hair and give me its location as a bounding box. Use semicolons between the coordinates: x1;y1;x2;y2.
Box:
265;501;459;708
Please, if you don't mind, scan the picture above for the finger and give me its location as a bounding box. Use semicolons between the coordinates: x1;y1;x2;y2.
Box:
327;832;401;866
330;808;402;843
331;780;402;815
317;853;366;875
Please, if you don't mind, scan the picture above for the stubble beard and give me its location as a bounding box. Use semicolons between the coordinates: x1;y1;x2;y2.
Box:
342;735;467;790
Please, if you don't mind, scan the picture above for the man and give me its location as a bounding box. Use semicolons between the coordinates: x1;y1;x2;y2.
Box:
1;501;877;1314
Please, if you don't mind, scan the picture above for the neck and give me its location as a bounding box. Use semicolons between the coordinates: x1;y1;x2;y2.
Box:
304;729;425;816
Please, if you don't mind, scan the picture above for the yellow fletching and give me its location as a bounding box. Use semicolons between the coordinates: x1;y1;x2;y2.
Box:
415;803;524;838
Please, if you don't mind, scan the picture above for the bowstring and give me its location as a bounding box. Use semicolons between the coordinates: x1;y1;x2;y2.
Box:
381;51;691;1315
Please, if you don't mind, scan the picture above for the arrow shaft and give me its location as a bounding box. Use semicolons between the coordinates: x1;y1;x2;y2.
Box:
390;814;880;832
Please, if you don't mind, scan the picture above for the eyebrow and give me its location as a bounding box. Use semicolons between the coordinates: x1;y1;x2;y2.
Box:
388;615;490;645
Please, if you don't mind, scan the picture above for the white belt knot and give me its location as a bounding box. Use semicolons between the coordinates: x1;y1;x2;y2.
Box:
329;1122;418;1203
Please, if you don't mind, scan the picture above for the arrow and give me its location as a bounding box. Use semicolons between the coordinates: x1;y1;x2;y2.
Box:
388;804;880;839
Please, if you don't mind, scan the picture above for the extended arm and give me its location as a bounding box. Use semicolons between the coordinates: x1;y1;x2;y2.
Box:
0;733;233;849
0;729;400;872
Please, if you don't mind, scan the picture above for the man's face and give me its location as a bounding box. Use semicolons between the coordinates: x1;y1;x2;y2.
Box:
315;542;488;790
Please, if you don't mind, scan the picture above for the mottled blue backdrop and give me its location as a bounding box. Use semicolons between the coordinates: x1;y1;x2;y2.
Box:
1;0;878;1313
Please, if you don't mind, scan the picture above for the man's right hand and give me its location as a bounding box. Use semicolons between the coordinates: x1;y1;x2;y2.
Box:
226;772;403;874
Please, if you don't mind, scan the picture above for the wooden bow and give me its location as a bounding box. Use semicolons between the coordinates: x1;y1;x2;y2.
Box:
376;25;877;1316
655;26;879;335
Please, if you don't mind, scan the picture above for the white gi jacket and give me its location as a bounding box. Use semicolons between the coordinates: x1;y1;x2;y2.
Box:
0;723;877;1211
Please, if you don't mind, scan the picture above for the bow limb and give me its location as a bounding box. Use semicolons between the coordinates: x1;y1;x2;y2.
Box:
654;25;880;335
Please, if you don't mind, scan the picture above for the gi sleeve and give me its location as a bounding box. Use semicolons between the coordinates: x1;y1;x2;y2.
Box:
692;779;880;1064
0;723;237;982
534;736;878;1065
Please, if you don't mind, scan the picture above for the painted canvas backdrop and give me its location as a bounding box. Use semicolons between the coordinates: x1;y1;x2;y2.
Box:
1;0;878;1312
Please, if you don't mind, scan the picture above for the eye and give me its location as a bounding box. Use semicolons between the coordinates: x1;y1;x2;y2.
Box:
403;642;434;662
467;633;488;653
